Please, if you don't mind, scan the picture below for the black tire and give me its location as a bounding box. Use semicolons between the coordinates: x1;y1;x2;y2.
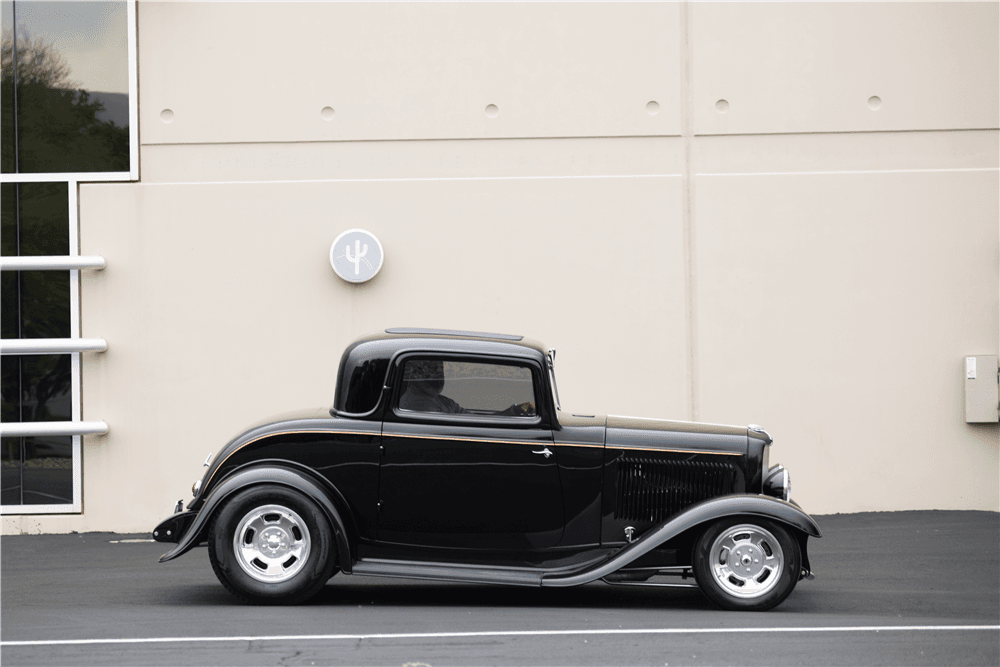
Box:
692;517;800;611
208;485;336;604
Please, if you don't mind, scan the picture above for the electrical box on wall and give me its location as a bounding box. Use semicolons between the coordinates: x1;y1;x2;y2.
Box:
965;355;999;423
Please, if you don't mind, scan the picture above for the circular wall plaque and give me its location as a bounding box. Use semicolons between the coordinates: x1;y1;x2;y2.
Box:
330;229;384;283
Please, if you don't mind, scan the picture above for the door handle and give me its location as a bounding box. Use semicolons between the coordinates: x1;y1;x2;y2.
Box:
532;448;553;459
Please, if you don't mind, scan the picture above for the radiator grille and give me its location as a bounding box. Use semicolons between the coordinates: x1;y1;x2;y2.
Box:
614;455;738;522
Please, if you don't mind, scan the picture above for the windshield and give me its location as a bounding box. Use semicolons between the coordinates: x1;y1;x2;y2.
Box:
546;349;562;411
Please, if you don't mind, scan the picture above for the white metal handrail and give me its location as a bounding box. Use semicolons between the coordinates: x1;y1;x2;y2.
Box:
1;338;108;355
0;421;108;437
0;256;106;271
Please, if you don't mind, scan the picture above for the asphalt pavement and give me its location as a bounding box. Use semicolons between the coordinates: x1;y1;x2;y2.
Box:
1;510;998;667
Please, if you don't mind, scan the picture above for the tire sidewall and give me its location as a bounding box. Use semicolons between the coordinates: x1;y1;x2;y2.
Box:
692;516;800;611
209;484;336;604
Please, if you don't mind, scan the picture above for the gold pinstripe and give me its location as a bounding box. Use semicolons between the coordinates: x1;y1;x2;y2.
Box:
385;433;737;456
385;432;565;447
609;444;742;456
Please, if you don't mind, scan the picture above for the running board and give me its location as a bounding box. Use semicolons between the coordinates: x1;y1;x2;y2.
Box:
603;579;698;589
350;558;701;590
602;566;699;589
351;559;544;587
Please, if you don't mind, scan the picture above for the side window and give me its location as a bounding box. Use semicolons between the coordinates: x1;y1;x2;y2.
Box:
398;359;536;417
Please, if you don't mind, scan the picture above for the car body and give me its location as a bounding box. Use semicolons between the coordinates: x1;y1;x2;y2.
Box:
154;328;820;610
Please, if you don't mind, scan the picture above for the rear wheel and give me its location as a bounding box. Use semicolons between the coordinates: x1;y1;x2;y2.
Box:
692;517;800;611
208;485;336;604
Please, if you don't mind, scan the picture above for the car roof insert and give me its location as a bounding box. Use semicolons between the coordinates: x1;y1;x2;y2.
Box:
384;327;524;341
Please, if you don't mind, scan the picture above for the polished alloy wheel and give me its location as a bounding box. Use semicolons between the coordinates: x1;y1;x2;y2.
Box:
708;523;784;598
232;504;311;583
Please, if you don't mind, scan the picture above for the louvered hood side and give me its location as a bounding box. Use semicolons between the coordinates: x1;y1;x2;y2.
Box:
600;416;750;546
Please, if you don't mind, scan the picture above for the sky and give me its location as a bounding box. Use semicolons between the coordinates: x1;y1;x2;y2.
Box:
2;1;128;95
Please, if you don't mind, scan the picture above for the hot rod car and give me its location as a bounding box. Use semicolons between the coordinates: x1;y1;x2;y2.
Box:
154;328;820;610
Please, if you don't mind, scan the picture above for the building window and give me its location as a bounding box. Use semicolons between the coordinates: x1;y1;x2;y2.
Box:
2;182;72;506
1;0;133;175
1;1;136;513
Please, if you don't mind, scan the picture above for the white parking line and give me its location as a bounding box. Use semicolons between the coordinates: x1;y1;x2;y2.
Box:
108;539;155;544
3;625;997;647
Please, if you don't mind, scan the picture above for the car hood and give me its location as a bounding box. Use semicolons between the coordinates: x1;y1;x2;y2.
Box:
605;415;748;455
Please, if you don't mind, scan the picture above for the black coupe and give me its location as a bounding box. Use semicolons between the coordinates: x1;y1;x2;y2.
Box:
154;328;819;610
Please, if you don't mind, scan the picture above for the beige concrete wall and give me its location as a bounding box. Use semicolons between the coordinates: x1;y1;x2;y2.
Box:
691;2;998;134
138;2;682;143
6;1;996;534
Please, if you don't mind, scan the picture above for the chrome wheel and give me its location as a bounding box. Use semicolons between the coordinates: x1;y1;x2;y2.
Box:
232;504;311;583
708;523;784;599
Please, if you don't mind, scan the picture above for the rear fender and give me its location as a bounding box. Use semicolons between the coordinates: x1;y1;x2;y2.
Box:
156;464;354;573
542;495;820;587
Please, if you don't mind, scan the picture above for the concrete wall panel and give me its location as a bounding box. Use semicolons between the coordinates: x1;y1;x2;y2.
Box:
693;2;999;135
139;2;681;145
694;170;999;513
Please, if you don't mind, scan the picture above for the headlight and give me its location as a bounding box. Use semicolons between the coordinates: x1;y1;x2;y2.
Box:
763;464;791;501
192;479;202;497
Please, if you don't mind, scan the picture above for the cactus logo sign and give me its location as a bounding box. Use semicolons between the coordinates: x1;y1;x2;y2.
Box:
330;229;384;283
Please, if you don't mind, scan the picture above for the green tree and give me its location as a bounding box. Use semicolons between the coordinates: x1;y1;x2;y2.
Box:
1;28;129;173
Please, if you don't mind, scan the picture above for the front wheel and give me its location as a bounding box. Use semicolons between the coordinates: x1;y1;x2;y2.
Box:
692;517;800;611
208;485;336;604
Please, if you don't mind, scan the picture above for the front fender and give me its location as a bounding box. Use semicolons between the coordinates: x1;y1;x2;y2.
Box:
541;495;820;587
156;465;354;573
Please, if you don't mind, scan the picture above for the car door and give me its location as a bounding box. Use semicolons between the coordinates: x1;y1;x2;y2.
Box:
377;355;565;550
